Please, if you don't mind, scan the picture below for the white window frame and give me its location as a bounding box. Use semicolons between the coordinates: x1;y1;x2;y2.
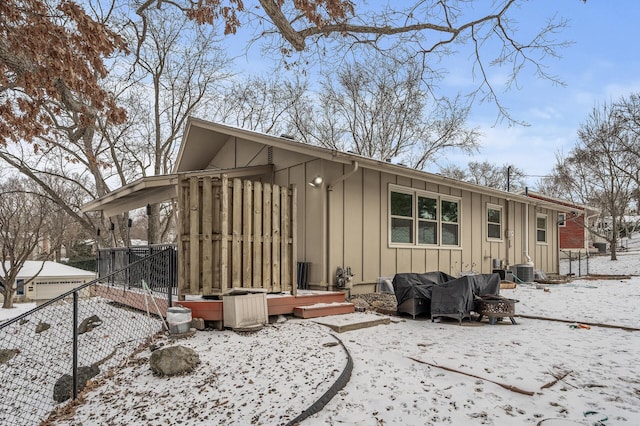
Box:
389;184;461;248
558;213;566;227
389;188;415;245
536;214;548;244
486;203;503;241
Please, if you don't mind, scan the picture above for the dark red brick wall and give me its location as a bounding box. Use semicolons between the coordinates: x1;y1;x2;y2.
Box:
560;215;585;249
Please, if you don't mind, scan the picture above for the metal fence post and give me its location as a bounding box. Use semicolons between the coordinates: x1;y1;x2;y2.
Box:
72;291;79;400
569;251;573;276
578;252;582;276
586;250;589;275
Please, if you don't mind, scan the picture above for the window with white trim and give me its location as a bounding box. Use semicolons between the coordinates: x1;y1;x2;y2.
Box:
536;214;548;243
558;213;566;227
389;186;460;246
390;191;414;243
487;204;502;240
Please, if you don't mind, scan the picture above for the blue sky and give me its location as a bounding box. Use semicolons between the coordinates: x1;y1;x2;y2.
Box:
226;1;640;188
436;1;640;187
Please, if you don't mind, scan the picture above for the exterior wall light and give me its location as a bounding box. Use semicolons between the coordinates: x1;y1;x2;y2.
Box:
308;176;323;187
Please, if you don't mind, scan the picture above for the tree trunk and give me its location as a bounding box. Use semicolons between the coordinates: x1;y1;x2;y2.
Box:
2;290;15;309
610;219;618;261
148;203;160;245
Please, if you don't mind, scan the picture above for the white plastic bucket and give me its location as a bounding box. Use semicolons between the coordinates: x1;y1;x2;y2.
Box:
167;306;192;334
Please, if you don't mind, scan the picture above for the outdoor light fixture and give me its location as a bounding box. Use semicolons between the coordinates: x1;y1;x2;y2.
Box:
308;176;324;187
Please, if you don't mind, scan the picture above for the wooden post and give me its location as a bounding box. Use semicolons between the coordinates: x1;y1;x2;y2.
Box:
220;175;229;293
262;183;272;291
202;176;213;295
189;177;200;294
272;185;281;293
212;180;221;293
232;178;242;288
242;180;252;288
281;187;290;292
291;185;298;296
177;178;187;300
253;182;263;289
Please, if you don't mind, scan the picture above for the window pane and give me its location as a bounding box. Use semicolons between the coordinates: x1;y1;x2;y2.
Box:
391;218;413;243
442;223;459;245
418;221;437;244
488;223;501;239
391;192;413;217
487;208;501;224
441;200;458;223
537;229;546;243
418;196;437;220
537;216;546;229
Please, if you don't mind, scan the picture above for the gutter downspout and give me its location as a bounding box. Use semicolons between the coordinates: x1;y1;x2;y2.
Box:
326;161;359;290
524;187;532;264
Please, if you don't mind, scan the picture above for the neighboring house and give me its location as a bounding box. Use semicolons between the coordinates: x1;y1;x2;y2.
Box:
1;261;96;305
83;118;569;295
522;191;600;254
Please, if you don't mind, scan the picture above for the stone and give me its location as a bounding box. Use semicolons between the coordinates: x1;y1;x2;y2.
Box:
52;365;100;403
78;315;102;335
35;321;50;333
149;345;200;377
190;317;205;330
0;349;19;365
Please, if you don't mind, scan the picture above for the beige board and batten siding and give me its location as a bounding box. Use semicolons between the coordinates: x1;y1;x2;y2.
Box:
196;128;560;290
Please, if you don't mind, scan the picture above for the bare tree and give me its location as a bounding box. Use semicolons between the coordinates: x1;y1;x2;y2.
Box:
0;179;53;308
142;0;579;122
296;57;479;168
439;161;525;191
547;102;636;260
1;3;231;245
213;74;308;136
438;164;468;182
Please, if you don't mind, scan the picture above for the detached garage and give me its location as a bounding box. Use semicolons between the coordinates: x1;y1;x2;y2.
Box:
4;261;96;305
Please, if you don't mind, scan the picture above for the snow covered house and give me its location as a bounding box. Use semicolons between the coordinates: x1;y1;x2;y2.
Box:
2;261;96;305
83;118;570;297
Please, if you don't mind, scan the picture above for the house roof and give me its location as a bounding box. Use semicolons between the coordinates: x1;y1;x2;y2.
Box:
82;165;273;217
520;190;600;216
5;261;96;280
83;117;572;216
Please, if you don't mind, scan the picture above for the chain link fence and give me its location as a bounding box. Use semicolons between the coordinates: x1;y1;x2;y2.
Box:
0;250;172;425
559;250;590;277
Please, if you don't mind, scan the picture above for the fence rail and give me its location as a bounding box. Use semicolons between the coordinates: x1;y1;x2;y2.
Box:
0;249;173;425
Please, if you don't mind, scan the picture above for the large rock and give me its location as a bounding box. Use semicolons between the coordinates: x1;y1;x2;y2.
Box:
52;365;100;403
0;349;19;365
78;315;102;335
149;345;200;376
35;321;50;333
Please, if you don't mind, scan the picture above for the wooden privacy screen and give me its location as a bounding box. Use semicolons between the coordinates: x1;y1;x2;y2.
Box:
177;175;297;297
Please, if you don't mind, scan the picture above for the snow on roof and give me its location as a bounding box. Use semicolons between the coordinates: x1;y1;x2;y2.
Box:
6;261;96;280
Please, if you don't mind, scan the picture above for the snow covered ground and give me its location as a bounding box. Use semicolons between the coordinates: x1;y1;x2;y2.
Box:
2;247;639;425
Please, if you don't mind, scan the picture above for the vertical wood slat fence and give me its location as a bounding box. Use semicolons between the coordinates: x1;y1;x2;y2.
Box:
178;175;297;298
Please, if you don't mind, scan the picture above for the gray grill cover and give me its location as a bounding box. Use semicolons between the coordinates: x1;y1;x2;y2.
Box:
393;272;501;318
392;272;455;306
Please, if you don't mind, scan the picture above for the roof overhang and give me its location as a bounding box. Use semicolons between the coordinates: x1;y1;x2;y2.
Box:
177;119;572;211
82;165;273;217
518;190;601;216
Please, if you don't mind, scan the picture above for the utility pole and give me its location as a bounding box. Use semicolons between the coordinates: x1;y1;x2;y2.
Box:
507;166;511;192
